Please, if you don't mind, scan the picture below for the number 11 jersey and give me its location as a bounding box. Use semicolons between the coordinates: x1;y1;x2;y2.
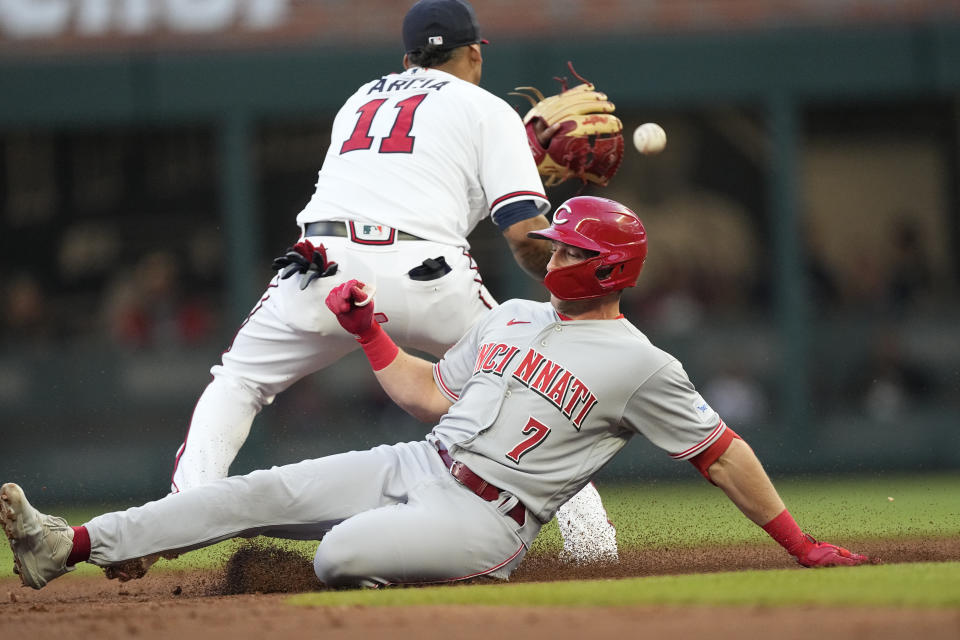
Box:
296;66;549;247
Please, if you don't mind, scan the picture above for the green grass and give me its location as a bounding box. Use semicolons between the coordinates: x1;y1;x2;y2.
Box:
2;471;958;583
288;562;960;609
532;470;960;554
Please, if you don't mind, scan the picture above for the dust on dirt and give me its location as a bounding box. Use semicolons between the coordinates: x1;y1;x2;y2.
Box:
1;537;957;640
213;536;958;594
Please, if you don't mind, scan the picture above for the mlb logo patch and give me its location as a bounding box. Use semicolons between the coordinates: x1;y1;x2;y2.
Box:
428;35;444;46
360;224;390;240
349;221;396;244
692;394;713;422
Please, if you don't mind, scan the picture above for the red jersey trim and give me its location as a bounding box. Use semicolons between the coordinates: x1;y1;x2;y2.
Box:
433;363;460;401
670;419;726;460
556;312;625;321
490;190;547;210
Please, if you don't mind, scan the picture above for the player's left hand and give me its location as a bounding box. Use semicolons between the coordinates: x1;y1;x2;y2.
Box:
325;279;375;337
529;118;564;148
511;61;624;187
272;239;339;290
793;534;872;567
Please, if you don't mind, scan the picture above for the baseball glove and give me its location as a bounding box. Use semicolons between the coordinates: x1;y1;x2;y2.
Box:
512;62;624;187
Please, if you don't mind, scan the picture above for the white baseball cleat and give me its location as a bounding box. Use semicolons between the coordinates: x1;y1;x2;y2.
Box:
0;482;75;589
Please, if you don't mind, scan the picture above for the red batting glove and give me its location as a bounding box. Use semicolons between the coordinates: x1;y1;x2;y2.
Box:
325;279;398;371
791;534;871;568
325;279;375;338
763;509;872;568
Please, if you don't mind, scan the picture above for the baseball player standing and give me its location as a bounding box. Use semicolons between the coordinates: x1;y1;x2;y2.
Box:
2;196;870;590
170;0;617;562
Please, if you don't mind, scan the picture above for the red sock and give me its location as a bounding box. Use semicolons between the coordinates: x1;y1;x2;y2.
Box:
67;526;91;565
761;509;807;556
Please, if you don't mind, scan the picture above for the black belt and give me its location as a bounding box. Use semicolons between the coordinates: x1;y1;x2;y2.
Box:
436;447;526;527
304;221;423;244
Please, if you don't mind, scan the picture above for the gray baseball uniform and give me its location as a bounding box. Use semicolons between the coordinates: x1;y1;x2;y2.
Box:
429;299;724;522
83;299;724;586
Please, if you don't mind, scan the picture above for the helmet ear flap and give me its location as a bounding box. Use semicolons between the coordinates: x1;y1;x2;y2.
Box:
595;261;633;289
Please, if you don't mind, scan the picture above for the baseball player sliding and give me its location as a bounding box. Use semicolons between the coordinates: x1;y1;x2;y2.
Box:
170;0;619;562
1;196;871;591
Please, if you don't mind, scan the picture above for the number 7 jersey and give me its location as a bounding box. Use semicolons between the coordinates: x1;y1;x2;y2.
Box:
429;299;728;524
296;66;550;246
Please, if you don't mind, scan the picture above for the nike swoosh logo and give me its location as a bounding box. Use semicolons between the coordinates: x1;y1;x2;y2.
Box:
507;319;531;326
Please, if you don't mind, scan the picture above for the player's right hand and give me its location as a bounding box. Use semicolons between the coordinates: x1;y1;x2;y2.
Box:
325;279;375;337
793;534;871;567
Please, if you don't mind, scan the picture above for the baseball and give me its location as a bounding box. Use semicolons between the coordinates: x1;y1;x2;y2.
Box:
633;123;667;155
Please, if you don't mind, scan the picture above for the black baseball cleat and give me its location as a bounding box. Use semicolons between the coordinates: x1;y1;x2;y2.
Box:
0;482;75;589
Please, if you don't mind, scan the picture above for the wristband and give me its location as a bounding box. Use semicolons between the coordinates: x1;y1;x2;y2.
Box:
761;509;807;555
357;323;399;371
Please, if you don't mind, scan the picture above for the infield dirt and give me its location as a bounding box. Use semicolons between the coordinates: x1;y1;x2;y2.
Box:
1;538;958;640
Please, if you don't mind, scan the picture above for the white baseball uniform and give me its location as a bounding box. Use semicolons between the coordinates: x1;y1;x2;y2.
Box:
84;299;724;586
171;66;618;561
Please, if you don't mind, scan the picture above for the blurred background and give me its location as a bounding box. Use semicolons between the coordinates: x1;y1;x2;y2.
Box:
1;0;959;502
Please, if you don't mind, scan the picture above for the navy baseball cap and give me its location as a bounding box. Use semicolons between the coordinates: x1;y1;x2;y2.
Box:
402;0;489;53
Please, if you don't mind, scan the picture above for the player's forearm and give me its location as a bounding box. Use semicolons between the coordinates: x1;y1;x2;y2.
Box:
707;438;786;526
511;239;552;280
503;217;552;280
346;313;452;424
373;351;453;424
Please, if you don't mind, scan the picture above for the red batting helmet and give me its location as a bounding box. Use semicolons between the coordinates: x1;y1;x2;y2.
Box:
528;196;647;301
